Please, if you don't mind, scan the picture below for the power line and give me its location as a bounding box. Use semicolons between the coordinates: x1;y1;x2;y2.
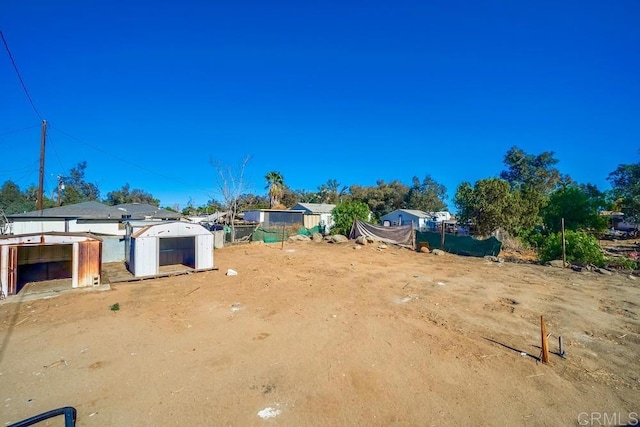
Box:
0;30;44;121
49;125;214;197
44;131;68;174
0;124;40;138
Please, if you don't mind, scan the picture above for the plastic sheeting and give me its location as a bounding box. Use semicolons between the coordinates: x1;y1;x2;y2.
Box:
349;220;414;247
415;230;502;257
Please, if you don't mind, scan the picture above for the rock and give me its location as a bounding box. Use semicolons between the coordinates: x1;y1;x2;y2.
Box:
594;267;613;275
226;269;238;276
353;245;362;250
484;255;504;263
420;246;430;253
629;275;637;280
288;234;310;242
548;260;566;268
431;249;446;256
328;235;349;244
311;232;324;242
365;236;377;244
377;244;388;250
355;236;367;245
571;265;583;272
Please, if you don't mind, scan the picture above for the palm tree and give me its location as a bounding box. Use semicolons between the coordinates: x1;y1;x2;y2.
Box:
265;171;284;208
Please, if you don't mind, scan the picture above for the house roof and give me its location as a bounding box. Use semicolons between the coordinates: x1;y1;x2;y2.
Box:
292;203;336;214
8;201;122;220
382;209;431;219
8;201;182;220
114;203;182;219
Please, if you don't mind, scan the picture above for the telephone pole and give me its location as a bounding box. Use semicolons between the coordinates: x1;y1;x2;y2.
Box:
37;120;47;211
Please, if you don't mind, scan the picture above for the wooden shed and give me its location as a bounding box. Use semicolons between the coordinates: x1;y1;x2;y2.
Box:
0;232;102;297
126;221;214;278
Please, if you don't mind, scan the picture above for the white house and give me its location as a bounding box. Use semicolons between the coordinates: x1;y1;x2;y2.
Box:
7;202;182;262
381;209;452;230
290;203;336;233
8;202;181;236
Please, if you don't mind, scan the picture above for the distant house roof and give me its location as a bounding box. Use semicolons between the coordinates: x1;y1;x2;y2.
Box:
114;203;182;220
291;203;336;214
8;201;122;220
9;201;181;221
382;209;431;219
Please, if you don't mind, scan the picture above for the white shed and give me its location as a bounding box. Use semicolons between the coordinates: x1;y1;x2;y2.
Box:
126;222;214;277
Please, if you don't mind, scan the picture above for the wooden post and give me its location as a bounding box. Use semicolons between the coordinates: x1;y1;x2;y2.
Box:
541;316;550;364
561;218;566;268
281;223;286;250
440;222;445;249
37;120;47;210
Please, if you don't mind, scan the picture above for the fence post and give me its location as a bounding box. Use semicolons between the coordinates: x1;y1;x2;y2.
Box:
561;218;566;268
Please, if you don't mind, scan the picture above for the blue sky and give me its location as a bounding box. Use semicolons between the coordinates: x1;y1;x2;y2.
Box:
1;1;639;210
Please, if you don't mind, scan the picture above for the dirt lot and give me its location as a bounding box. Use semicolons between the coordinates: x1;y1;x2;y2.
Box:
1;240;639;426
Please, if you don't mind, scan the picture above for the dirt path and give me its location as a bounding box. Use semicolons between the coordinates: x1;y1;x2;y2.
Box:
1;241;639;426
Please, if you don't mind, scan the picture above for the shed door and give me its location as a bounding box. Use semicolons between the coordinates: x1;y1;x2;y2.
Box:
77;240;101;287
8;246;17;295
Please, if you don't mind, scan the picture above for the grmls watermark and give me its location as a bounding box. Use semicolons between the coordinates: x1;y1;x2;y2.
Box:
578;412;639;426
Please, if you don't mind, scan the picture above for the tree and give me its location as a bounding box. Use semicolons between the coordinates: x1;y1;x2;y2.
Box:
499;147;572;229
265;171;284;208
500;146;570;194
541;185;607;232
0;181;32;214
104;183;159;206
331;200;370;236
280;186;300;208
212;155;250;243
237;193;270;211
294;189;321;204
405;175;447;212
59;161;100;205
349;180;409;221
317;179;347;204
454;178;519;235
608;160;640;221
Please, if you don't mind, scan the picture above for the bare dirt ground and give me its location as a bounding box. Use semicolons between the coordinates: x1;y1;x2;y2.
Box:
1;240;639;426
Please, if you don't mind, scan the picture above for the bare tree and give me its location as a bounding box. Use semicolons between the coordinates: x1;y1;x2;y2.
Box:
211;155;251;243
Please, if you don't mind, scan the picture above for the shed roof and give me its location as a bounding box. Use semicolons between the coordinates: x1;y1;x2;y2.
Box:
0;231;102;245
132;221;211;238
291;203;336;214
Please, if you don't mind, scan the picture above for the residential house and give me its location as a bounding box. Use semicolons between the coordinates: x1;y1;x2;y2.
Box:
7;202;182;262
381;209;452;230
290;203;336;234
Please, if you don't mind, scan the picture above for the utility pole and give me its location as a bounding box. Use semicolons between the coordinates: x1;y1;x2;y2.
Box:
37;120;47;210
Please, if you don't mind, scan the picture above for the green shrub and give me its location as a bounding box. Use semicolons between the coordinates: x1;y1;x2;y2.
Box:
517;227;546;249
331;200;370;236
606;257;639;271
538;230;605;266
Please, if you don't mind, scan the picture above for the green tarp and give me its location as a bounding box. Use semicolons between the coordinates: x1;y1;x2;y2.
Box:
252;226;320;243
415;231;502;257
